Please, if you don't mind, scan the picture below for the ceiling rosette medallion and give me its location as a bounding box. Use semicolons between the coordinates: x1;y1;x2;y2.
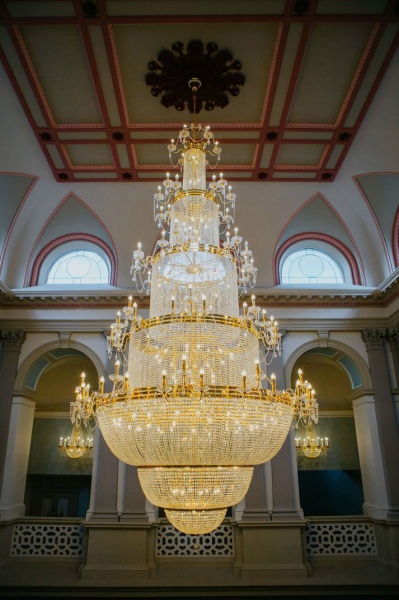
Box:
146;40;245;112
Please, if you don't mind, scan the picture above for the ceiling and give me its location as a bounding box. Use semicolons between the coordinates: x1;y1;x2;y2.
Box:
1;0;398;183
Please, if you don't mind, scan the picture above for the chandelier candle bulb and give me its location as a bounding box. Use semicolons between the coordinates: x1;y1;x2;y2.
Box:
128;295;133;307
99;376;105;394
133;302;137;318
243;302;247;316
255;359;260;382
162;370;167;390
199;368;204;389
271;373;276;392
115;360;120;377
242;370;247;390
124;372;130;391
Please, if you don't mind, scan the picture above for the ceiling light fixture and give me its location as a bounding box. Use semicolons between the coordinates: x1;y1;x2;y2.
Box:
70;80;319;534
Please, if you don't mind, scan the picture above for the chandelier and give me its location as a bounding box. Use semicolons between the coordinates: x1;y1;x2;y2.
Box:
59;376;94;459
295;424;330;459
70;80;319;534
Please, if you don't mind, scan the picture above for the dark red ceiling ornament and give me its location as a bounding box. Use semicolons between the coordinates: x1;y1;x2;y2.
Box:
146;40;245;113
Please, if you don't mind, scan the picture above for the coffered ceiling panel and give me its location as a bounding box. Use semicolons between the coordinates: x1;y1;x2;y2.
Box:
0;0;398;183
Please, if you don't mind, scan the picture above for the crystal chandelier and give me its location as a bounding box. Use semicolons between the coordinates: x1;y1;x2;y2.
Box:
59;376;94;459
70;80;319;534
295;424;330;459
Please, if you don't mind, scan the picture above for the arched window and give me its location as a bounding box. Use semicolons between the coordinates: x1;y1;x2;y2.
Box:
29;234;117;286
281;248;344;284
275;234;362;285
47;249;109;285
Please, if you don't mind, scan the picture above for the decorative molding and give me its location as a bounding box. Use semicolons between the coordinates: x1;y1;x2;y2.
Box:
146;41;245;113
387;327;399;351
11;523;84;556
0;330;27;351
317;330;329;348
156;522;234;556
361;329;386;351
58;331;71;348
305;521;376;555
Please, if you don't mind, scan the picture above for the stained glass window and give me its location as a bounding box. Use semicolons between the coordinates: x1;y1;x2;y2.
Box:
281;248;344;284
47;250;109;284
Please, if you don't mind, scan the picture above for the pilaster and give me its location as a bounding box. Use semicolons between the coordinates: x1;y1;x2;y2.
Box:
361;329;399;518
0;395;36;520
0;331;27;496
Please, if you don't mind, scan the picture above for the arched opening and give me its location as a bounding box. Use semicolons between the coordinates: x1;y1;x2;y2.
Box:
24;349;98;518
291;348;364;517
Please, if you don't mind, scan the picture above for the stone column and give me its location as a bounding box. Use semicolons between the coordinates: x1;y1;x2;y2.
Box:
361;329;399;518
0;395;36;520
120;465;154;522
387;327;399;427
86;348;119;522
352;393;389;519
270;343;303;522
0;331;26;497
387;327;399;388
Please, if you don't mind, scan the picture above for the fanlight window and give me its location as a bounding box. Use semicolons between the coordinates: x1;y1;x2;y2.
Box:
281;248;344;284
47;250;109;284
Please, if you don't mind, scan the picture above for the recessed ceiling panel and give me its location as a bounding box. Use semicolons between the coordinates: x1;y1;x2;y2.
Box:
288;22;375;124
276;144;327;167
112;22;278;124
64;144;114;167
6;1;76;17
18;25;103;123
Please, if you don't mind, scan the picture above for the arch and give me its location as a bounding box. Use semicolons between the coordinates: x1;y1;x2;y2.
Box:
24;193;118;287
284;338;372;392
29;233;117;286
353;172;397;273
272;192;365;286
15;340;105;392
393;205;399;269
0;172;38;275
275;233;362;285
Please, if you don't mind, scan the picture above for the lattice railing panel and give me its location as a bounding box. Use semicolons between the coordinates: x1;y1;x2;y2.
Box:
305;522;377;555
11;524;84;556
156;522;234;556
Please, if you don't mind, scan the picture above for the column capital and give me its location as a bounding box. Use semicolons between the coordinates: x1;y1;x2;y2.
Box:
387;327;399;351
361;329;386;351
0;330;27;352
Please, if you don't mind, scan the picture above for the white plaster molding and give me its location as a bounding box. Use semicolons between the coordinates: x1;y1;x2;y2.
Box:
58;331;71;348
319;410;354;417
34;411;70;418
284;339;372;389
0;280;13;296
317;330;329;347
0;316;395;332
0;504;26;521
374;267;399;293
15;338;105;389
